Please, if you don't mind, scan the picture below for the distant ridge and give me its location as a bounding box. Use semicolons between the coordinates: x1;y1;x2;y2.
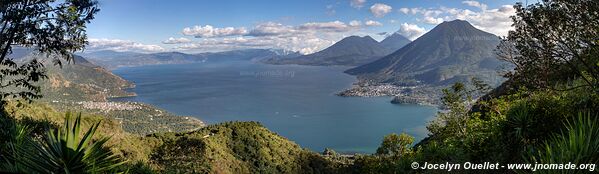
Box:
79;49;297;69
379;33;411;53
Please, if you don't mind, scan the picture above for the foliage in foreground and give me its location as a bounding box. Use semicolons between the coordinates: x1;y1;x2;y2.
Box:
1;112;124;173
526;113;599;174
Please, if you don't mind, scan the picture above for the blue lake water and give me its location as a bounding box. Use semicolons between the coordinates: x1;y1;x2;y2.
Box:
112;61;437;153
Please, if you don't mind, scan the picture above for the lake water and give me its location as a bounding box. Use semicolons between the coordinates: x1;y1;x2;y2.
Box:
112;61;437;153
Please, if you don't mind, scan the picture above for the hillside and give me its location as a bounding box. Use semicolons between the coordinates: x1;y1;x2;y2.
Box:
148;122;347;173
11;50;204;135
346;20;503;85
15;52;135;102
264;35;394;66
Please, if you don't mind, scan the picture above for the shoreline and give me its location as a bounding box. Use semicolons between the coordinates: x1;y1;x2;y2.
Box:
336;81;440;107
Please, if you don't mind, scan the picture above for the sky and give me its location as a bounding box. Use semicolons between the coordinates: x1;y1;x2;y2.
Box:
85;0;522;54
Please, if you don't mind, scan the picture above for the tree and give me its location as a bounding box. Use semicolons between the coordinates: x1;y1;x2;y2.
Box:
0;0;99;108
428;82;470;140
376;133;414;159
498;0;599;91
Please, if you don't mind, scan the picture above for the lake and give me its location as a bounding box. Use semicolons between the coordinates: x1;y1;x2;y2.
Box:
112;61;437;153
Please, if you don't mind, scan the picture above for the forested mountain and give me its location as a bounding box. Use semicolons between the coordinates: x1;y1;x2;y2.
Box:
346;20;503;85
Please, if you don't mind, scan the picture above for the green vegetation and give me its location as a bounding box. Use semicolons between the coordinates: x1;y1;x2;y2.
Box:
147;122;350;173
527;113;599;174
0;102;158;172
0;105;349;173
350;1;599;173
2;112;123;173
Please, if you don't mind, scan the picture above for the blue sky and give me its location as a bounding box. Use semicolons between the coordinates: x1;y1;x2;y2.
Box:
85;0;521;54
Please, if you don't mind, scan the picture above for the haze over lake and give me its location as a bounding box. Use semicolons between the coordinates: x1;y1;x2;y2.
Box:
112;60;437;153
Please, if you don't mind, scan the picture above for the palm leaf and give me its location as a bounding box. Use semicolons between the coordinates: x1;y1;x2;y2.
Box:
11;112;123;173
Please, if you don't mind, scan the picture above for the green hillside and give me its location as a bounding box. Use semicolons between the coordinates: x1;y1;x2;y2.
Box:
148;122;348;173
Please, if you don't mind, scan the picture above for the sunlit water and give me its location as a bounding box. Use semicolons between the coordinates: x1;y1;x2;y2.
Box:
112;61;437;153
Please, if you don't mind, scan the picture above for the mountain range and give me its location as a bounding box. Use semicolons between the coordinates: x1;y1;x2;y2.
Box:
79;49;300;69
263;34;411;66
346;20;504;86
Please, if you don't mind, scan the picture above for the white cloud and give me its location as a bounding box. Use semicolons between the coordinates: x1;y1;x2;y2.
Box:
370;3;392;18
397;23;427;40
176;35;335;55
247;21;361;37
162;37;192;44
365;20;383;26
349;20;362;27
87;38;165;53
182;25;248;38
422;16;444;24
399;8;410;14
297;21;356;32
462;1;488;10
350;0;366;9
399;7;443;17
247;22;298;37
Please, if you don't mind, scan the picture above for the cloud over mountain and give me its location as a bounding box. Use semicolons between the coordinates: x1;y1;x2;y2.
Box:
162;37;192;44
87;38;165;53
397;23;426;40
365;20;383;26
397;0;514;36
173;20;380;54
182;25;248;38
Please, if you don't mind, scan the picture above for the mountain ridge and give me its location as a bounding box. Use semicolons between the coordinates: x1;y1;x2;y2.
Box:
263;34;411;66
379;33;411;54
346;20;503;85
